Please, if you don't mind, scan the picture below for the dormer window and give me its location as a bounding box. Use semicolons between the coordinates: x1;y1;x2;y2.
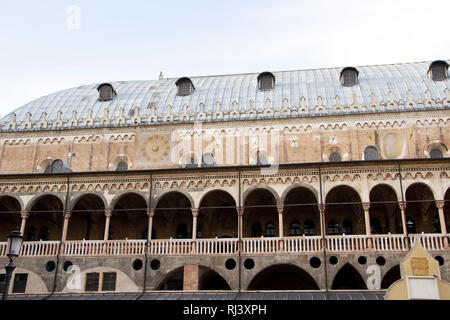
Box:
428;60;449;81
257;72;275;90
176;77;194;96
340;67;359;87
45;159;73;173
97;83;116;101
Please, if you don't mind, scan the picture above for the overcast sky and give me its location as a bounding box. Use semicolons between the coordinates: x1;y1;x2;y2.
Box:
0;0;449;117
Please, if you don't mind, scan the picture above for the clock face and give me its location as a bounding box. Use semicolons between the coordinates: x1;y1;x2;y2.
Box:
140;135;171;163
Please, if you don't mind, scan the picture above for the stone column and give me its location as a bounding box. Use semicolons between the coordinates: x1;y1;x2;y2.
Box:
277;206;284;237
61;212;71;242
147;208;155;241
19;211;29;235
318;204;326;250
191;208;198;240
183;265;199;291
104;210;112;241
237;207;244;239
362;203;372;249
398;203;409;250
436;201;448;248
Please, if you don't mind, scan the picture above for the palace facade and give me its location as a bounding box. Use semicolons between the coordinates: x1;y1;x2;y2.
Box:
0;60;449;296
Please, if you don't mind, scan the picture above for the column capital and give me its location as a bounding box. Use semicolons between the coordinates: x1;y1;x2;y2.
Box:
435;200;445;209
191;208;199;217
64;212;72;219
147;208;155;217
20;211;30;219
398;202;406;210
105;209;112;217
276;205;284;215
318;204;325;214
362;202;370;211
237;207;244;216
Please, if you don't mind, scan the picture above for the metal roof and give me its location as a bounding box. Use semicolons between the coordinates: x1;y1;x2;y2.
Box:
1;60;449;131
8;291;386;300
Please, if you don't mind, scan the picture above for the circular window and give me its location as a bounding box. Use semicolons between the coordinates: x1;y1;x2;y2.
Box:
63;261;73;272
358;256;367;265
435;256;444;266
310;257;321;268
329;256;338;265
45;261;56;272
150;259;160;270
329;152;341;162
225;258;236;270
244;259;255;270
376;256;386;266
133;259;143;271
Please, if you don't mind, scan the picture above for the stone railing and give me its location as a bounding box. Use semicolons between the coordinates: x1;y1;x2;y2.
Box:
283;236;323;253
20;241;60;257
0;233;448;258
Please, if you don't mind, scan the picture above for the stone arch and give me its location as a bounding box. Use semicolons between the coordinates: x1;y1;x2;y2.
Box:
243;187;278;237
62;266;139;293
155;264;232;291
110;191;148;211
282;185;320;237
0;195;22;240
110;192;148;240
197;189;238;209
331;263;367;290
247;263;319;290
198;190;238;238
154;191;193;239
405;183;438;234
243;185;281;206
26;193;65;213
69;193;107;212
25;194;64;241
0;267;48;294
68;193;106;241
381;265;401;289
369;184;402;234
152;190;194;209
280;183;319;204
325;185;363;235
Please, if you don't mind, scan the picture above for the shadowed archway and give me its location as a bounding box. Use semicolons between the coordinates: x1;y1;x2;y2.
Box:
248;264;319;290
283;186;319;236
26;195;64;241
381;265;401;289
331;263;367;290
111;193;147;239
405;183;437;233
369;184;402;234
68;194;105;240
244;189;278;237
154;192;192;239
0;196;21;239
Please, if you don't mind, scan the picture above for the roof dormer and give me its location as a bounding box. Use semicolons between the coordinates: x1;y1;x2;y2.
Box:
340;67;359;87
176;77;195;96
97;83;116;101
257;72;275;91
427;60;449;81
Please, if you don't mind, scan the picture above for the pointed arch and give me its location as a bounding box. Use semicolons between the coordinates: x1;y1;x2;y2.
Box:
331;263;367;290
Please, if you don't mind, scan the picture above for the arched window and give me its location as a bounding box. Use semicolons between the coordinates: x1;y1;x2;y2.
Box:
340;67;359;87
39;227;50;241
46;159;72;173
264;222;276;237
256;150;268;165
432;216;441;233
430;149;443;159
370;217;382;234
176;224;188;239
428;60;449;81
342;219;353;234
201;153;216;167
364;146;379;160
44;164;52;173
328;220;340;235
116;161;128;171
251;222;262;237
175;77;195;96
329;152;341;162
97;83;116;101
303;220;315;236
406;217;416;234
289;221;301;236
257;72;275;90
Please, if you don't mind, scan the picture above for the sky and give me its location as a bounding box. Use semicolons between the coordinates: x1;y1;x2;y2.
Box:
0;0;449;117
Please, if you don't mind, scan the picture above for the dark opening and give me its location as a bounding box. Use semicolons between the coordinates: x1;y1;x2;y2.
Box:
329;256;338;265
12;273;28;293
435;256;444;266
45;261;56;272
244;259;255;270
248;264;319;290
225;259;236;270
331;264;367;290
150;259;161;270
198;267;231;290
376;256;386;266
63;261;73;272
381;265;401;289
310;257;321;268
358;256;367;265
133;259;143;271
